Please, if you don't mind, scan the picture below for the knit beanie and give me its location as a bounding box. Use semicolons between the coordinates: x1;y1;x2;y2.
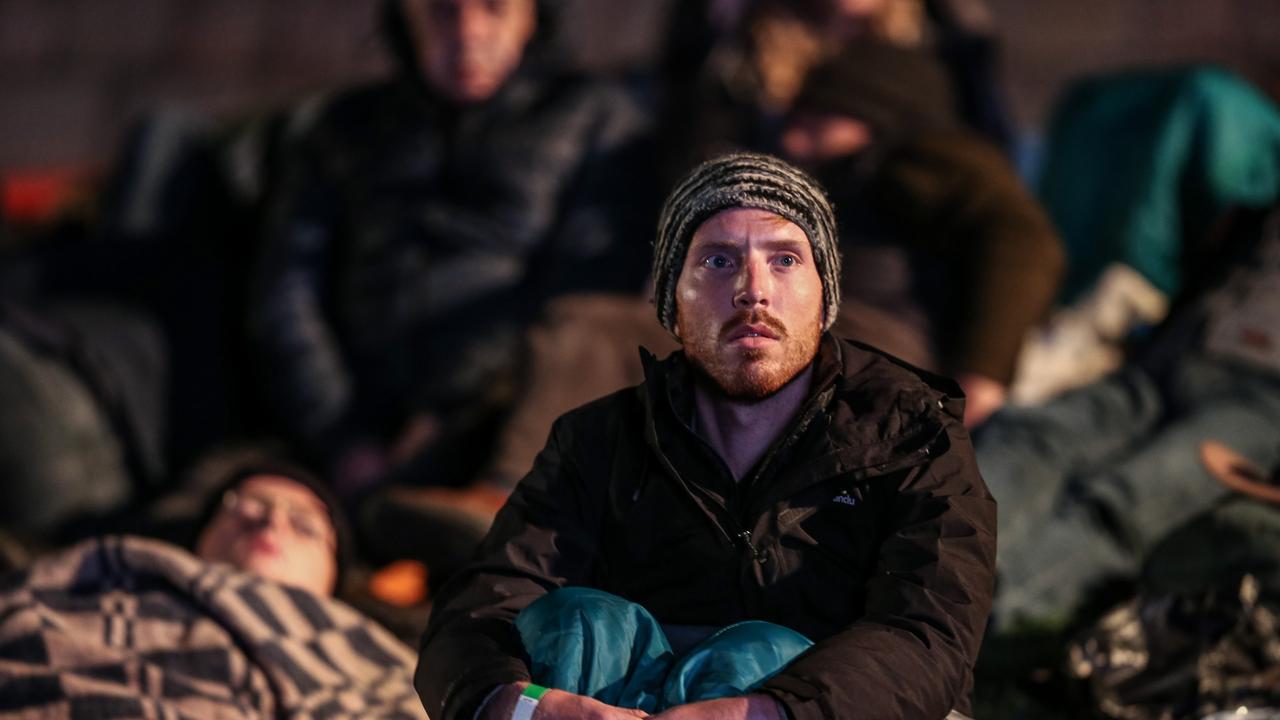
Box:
653;152;841;332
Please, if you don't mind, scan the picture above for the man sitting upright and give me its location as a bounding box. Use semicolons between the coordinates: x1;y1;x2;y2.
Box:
416;153;996;720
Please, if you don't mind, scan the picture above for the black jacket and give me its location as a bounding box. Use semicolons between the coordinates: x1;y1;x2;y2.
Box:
416;336;996;719
250;68;655;455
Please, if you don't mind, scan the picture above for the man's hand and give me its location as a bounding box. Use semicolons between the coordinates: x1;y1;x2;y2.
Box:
651;695;785;720
954;372;1008;429
480;683;649;719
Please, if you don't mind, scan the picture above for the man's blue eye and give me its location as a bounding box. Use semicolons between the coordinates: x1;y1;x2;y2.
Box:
778;256;797;267
704;255;730;269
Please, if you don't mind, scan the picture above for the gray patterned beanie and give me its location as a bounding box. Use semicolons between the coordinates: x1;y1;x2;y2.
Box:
653;152;841;333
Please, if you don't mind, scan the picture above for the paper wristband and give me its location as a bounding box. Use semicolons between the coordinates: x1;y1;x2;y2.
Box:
511;684;550;720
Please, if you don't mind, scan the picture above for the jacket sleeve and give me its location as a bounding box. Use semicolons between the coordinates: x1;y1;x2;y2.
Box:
248;122;355;454
531;81;658;300
875;132;1066;384
415;413;605;720
761;420;997;720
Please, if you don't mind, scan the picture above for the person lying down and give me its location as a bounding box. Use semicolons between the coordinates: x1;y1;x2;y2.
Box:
0;461;426;719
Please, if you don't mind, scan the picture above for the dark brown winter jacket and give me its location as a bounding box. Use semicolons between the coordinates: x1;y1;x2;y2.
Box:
416;335;997;719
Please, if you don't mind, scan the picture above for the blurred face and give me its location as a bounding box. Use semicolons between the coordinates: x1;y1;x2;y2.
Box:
781;111;873;167
832;0;888;19
822;0;891;38
403;0;536;104
196;475;338;596
674;208;825;400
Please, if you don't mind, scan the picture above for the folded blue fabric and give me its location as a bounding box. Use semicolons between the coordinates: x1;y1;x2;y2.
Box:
515;587;812;712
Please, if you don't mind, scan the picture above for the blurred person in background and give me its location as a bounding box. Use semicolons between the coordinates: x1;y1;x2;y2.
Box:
0;300;167;545
0;458;428;718
1009;67;1280;404
250;0;656;502
978;201;1280;635
0;125;252;522
658;0;1013;183
780;42;1063;426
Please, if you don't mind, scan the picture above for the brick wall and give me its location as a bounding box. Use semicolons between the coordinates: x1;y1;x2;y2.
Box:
0;0;391;171
987;0;1280;130
0;0;1277;171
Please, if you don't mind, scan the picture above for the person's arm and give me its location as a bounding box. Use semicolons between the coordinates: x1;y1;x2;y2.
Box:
249;118;360;460
876;132;1066;395
416;412;609;720
759;420;997;720
650;695;786;719
954;371;1007;428
477;682;650;719
532;80;658;301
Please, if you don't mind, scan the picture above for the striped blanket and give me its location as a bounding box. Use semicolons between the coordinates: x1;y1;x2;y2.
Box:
0;535;427;718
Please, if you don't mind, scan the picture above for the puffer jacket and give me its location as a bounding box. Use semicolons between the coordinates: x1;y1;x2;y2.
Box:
416;335;997;720
250;67;654;455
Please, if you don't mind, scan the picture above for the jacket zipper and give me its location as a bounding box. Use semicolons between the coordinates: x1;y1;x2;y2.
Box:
649;445;769;619
691;454;768;565
735;530;767;563
649;440;768;566
643;395;769;565
647;440;742;551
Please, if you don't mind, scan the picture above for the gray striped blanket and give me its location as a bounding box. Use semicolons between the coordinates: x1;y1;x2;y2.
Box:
0;535;428;718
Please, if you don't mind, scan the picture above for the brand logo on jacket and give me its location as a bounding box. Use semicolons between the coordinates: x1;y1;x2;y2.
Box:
832;491;857;507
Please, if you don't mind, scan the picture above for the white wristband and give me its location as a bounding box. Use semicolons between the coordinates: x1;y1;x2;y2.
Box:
511;684;548;720
511;694;539;720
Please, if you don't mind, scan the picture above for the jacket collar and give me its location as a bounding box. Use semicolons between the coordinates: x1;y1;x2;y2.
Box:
638;334;843;419
638;334;963;488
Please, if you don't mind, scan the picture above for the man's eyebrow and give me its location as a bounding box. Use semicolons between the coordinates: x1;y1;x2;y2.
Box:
758;237;809;251
688;236;808;253
688;239;742;253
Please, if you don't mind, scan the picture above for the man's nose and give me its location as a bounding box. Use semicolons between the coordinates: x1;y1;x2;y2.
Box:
456;4;491;44
734;257;770;309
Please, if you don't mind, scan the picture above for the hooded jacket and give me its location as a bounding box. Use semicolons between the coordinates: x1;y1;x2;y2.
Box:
416;336;997;719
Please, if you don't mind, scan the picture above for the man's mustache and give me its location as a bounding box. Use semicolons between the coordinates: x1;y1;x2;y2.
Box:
719;311;788;341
